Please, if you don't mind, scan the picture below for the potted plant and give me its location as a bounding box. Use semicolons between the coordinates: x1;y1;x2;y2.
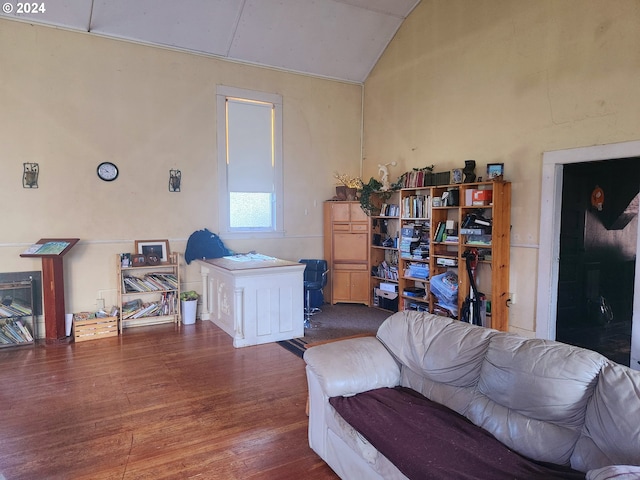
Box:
333;172;362;200
180;290;199;325
358;177;386;215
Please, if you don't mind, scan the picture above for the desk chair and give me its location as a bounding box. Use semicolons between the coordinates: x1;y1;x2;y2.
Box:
299;259;328;328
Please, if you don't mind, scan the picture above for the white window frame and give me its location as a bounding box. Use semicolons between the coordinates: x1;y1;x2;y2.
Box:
216;85;284;238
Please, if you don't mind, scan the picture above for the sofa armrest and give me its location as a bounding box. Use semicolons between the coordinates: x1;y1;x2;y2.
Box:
587;465;640;480
303;336;401;398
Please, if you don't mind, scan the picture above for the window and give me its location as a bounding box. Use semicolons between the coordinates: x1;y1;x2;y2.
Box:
216;86;283;237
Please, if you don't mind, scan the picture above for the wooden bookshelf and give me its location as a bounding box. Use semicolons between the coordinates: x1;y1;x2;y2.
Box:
116;252;181;332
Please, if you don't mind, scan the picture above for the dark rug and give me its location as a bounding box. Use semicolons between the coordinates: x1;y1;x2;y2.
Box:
277;304;393;358
276;337;308;358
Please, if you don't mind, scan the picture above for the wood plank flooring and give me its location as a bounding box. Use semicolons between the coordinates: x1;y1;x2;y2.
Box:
0;321;338;480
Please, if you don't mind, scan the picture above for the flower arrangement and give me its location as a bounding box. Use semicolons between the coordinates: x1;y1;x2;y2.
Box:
333;172;363;189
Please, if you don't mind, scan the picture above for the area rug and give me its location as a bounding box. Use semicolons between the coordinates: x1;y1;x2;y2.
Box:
277;304;393;358
276;337;308;358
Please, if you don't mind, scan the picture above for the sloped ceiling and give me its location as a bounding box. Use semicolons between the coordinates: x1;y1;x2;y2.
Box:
0;0;420;83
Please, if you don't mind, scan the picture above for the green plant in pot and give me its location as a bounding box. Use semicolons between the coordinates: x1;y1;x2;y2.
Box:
180;291;199;301
358;177;392;216
180;291;199;325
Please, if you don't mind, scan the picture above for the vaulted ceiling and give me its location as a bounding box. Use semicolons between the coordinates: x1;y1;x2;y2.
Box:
0;0;420;83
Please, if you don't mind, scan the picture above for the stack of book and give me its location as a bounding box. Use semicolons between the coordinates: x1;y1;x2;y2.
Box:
400;223;430;259
123;273;178;293
375;261;399;281
405;262;429;280
400;226;419;259
0;319;33;344
121;293;177;319
0;298;32;318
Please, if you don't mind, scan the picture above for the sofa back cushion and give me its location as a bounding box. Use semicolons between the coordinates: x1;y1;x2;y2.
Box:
377;311;497;415
467;334;607;467
571;361;640;471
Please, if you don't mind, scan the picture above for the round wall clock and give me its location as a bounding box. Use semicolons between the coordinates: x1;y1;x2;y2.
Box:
97;162;119;181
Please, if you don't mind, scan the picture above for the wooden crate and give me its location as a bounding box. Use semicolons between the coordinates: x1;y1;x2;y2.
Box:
74;316;118;342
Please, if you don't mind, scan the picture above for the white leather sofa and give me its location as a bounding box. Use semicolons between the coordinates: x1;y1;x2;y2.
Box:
304;311;640;479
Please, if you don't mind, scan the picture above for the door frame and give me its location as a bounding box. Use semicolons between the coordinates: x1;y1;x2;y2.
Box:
536;139;640;370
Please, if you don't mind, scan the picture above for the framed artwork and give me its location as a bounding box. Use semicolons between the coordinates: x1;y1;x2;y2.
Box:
135;240;170;263
131;254;146;267
451;168;463;184
487;163;504;180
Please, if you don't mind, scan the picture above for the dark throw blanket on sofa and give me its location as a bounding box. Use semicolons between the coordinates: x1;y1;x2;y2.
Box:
329;387;585;480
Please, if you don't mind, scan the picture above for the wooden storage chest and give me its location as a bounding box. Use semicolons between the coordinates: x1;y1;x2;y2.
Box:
73;316;118;342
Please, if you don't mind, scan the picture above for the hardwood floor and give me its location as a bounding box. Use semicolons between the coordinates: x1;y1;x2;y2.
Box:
0;321;338;480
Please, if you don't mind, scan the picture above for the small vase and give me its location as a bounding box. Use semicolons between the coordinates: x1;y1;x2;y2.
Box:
335;186;347;200
463;160;476;183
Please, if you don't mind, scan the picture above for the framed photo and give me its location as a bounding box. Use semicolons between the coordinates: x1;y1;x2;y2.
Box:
135;240;170;263
131;254;146;267
451;168;463;184
120;253;131;268
487;163;504;180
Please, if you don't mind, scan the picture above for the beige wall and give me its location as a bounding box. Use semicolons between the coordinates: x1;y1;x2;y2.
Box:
0;20;362;328
363;0;640;336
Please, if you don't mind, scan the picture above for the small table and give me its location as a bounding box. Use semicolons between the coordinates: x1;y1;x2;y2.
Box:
197;255;305;348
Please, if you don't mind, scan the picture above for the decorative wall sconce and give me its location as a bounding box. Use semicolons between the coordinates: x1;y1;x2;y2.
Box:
169;169;181;192
23;163;39;188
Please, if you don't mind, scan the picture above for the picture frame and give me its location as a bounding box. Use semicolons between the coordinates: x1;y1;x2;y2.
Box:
131;254;146;267
487;163;504;180
120;253;131;268
451;168;463;184
135;240;170;263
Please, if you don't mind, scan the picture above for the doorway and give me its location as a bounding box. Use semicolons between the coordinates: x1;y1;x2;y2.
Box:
556;159;638;366
537;139;640;371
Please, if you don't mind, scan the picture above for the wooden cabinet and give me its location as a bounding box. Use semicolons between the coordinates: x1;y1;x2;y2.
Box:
323;201;370;305
332;270;370;303
117;252;181;332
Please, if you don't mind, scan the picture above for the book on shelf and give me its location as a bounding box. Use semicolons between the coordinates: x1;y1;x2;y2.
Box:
122;292;177;319
1;321;30;343
0;298;33;318
434;222;447;242
402;195;430;219
15;320;33;341
0;330;12;344
379;203;399;217
123;273;178;293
